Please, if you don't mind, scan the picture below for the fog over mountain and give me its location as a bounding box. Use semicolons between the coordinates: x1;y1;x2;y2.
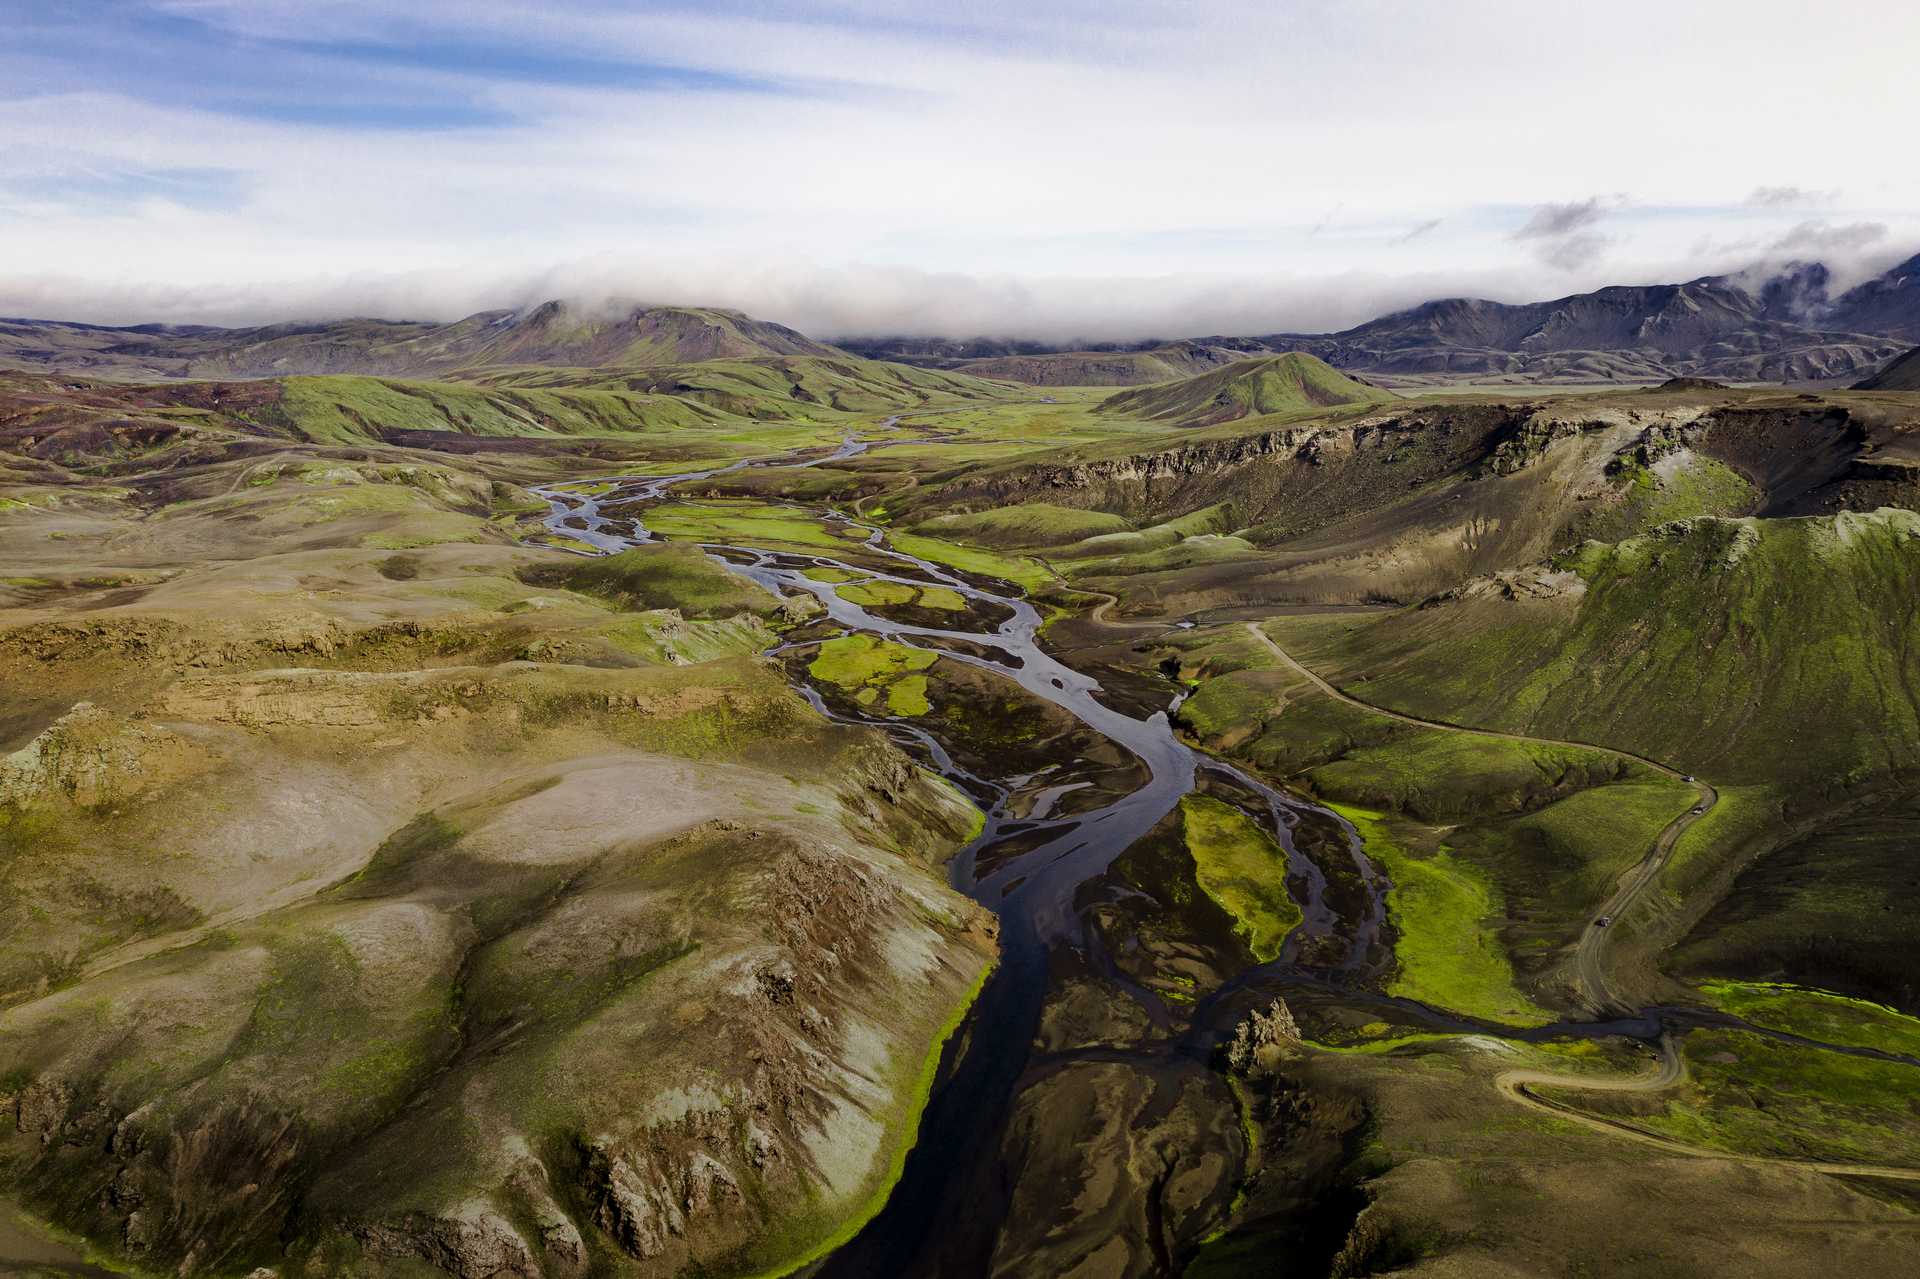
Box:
5;243;1916;348
5;2;1919;337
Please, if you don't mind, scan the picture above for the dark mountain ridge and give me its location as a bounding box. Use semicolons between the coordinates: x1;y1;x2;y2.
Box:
5;254;1919;387
845;253;1920;386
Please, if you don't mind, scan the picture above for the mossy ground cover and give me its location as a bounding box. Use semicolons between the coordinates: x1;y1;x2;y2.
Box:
1305;731;1649;823
1171;620;1688;982
834;579;968;613
274;374;715;446
1444;779;1693;951
1672;792;1920;1013
1267;511;1920;789
644;500;856;553
1661;783;1781;894
881;531;1053;592
1564;1029;1920;1164
1579;453;1755;542
541;543;778;618
808;635;938;717
1700;981;1920;1058
912;503;1134;548
1179;796;1303;963
1334;804;1556;1027
729;956;997;1279
1066;533;1258;580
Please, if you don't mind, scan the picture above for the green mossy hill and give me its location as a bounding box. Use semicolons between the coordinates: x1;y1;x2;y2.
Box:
527;543;781;619
945;343;1225;387
1854;346;1920;391
1271;510;1920;789
479;355;1019;417
1672;791;1920;1012
913;503;1135;548
271;374;716;445
183;302;849;379
266;355;1017;446
1097;354;1395;427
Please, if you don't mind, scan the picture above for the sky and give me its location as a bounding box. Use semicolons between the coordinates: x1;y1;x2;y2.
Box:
3;0;1917;339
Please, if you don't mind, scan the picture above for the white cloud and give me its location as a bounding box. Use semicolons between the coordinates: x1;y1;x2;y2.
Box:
2;1;1917;335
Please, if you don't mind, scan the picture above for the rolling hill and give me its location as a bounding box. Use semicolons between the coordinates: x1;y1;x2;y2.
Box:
0;301;851;381
1096;353;1395;426
923;341;1242;387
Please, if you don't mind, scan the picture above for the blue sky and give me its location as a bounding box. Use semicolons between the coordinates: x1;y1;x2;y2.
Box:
2;0;1915;336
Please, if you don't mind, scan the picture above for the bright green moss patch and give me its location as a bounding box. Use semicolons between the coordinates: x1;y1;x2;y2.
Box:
810;634;936;685
837;580;918;608
1700;981;1920;1058
1179;796;1302;962
836;580;968;612
915;586;967;611
886;674;932;716
808;635;937;716
645;500;853;552
1336;804;1555;1027
883;531;1053;591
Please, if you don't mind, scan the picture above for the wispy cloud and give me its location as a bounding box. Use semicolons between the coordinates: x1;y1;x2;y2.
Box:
1511;198;1620;272
1511;198;1608;240
1769;220;1886;255
1746;185;1835;208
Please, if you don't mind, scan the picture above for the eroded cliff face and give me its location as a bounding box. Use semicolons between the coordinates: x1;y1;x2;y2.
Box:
915;405;1555;526
915;396;1913;535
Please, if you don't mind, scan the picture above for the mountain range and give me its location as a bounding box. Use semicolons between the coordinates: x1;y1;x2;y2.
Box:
845;255;1920;385
2;254;1918;388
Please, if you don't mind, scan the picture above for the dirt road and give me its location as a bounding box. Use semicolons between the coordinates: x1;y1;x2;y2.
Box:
1241;621;1717;1013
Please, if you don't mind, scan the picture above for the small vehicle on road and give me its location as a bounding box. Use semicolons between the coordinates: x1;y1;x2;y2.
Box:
1691;805;1706;815
1594;915;1612;928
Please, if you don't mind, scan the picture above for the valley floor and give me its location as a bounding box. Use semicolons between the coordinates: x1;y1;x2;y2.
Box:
5;373;1920;1278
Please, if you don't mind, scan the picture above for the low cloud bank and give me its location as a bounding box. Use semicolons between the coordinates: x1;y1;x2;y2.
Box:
4;242;1913;344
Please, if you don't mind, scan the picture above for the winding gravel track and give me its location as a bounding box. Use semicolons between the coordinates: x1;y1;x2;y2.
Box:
1495;1037;1920;1181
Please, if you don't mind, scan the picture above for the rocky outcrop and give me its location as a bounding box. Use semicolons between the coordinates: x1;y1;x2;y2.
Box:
1224;997;1302;1073
359;1206;542;1279
0;701;215;806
